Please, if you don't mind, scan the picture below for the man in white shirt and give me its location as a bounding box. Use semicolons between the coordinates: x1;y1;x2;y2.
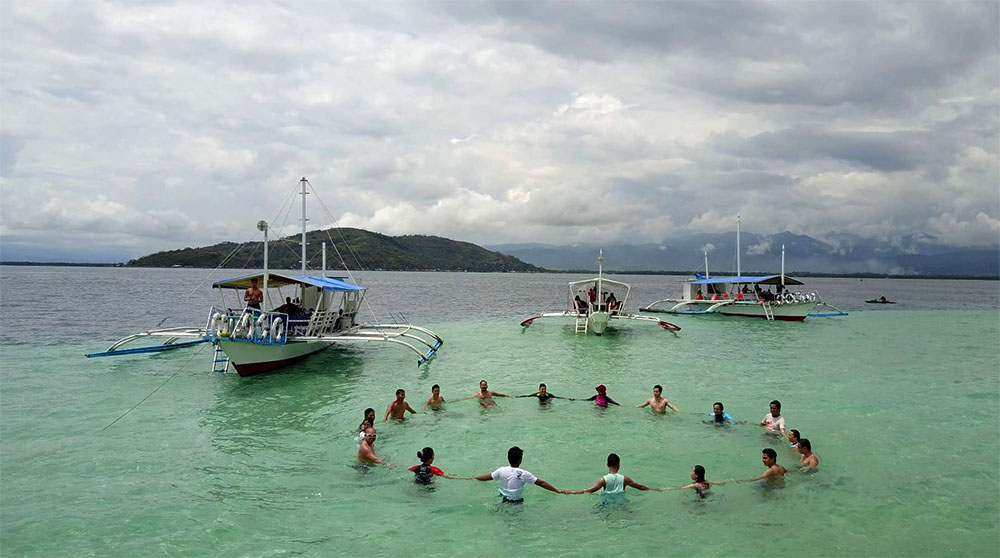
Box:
463;446;562;503
758;399;787;438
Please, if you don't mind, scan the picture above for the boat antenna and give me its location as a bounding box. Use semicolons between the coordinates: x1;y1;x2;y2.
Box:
598;249;604;306
704;251;709;279
300;177;309;276
258;220;269;309
736;213;741;279
322;241;327;274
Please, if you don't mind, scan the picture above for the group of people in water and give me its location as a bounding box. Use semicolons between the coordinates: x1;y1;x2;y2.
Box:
355;382;820;504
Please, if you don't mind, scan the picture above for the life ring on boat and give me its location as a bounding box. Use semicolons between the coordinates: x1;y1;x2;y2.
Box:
235;312;252;338
270;317;285;342
658;320;681;332
782;292;795;304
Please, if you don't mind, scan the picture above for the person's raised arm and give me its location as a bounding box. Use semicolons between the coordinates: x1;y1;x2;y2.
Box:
562;477;604;495
665;399;680;413
607;396;622;407
581;395;597;402
405;403;417;414
492;391;510;398
422;397;432;409
383;404;392;422
637;399;650;408
461;393;479;401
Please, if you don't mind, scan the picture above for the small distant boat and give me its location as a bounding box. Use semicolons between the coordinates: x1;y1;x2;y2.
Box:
865;297;896;304
520;250;681;336
642;215;846;321
87;178;444;376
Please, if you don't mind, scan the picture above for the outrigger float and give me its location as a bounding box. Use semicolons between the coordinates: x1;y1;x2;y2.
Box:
520;250;681;336
87;178;444;376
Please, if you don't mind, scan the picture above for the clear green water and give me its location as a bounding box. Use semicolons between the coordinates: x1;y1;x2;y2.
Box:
1;269;998;557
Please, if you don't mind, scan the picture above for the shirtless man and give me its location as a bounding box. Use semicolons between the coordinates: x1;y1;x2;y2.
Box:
384;389;417;421
797;438;819;471
463;380;509;408
357;428;391;466
737;448;787;485
636;384;680;414
244;278;263;310
423;384;445;409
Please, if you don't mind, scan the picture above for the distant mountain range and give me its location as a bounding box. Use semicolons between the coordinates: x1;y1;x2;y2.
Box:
488;231;1000;277
126;228;542;273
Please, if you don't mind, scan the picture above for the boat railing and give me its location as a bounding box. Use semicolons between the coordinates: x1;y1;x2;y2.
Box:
206;306;289;346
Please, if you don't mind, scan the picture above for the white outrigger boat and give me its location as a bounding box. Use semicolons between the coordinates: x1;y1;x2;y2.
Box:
641;216;845;321
520;251;681;336
87;178;444;376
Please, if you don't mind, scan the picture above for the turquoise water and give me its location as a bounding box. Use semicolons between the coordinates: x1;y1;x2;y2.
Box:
2;268;998;557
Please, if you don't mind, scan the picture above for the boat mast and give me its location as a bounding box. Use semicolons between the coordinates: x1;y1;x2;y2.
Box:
781;244;786;287
300;177;309;276
736;214;741;279
257;220;269;309
704;251;709;279
322;241;327;274
597;249;604;309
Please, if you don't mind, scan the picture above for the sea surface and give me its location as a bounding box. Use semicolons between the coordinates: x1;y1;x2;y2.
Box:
1;267;998;557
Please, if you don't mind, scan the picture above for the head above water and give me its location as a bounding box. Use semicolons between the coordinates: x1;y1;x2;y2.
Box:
364;408;375;420
653;384;662;395
789;429;800;442
607;453;620;468
713;402;724;413
507;446;523;467
595;384;607;393
480;380;488;390
762;448;777;465
769;400;781;416
431;384;440;394
692;465;706;483
395;389;405;399
798;438;812;451
538;383;547;393
417;447;434;464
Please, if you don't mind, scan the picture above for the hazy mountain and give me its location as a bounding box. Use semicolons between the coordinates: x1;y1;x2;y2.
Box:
488;232;999;277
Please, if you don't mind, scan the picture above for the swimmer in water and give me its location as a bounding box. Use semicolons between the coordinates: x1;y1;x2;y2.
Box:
453;446;562;503
637;384;680;414
384;389;417;421
797;438;818;472
707;402;737;424
561;453;650;505
356;419;373;445
357;428;393;467
787;429;801;449
660;465;728;498
423;384;445;409
736;448;786;486
757;400;787;438
463;380;510;408
581;384;621;407
516;383;573;404
409;447;458;484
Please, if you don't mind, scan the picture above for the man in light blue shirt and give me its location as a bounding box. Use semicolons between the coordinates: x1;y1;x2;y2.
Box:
708;401;737;424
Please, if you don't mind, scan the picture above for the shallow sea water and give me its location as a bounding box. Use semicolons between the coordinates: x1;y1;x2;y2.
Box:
1;267;998;557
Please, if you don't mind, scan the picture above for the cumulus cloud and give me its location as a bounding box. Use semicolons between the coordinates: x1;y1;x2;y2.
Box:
0;1;996;261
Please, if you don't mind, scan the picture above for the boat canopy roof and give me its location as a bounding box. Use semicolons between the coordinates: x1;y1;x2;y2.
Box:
212;272;365;291
568;277;631;290
691;274;805;286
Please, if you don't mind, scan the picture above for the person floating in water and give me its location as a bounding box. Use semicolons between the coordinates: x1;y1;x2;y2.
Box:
517;383;573;404
637;384;680;414
707;401;737;424
562;453;650;504
758;400;787;438
797;438;819;472
660;465;728;498
736;448;786;486
787;429;801;449
582;384;621;407
357;428;393;467
384;389;417;421
423;384;445;409
409;447;457;483
463;380;510;408
455;446;562;503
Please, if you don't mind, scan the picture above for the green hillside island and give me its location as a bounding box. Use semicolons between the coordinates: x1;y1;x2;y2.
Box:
126;227;543;273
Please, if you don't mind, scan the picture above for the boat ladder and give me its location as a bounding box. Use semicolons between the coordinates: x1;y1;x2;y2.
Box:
762;302;775;321
211;342;230;373
575;315;588;334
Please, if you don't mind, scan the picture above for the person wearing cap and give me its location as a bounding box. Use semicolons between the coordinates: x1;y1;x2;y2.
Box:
581;384;621;407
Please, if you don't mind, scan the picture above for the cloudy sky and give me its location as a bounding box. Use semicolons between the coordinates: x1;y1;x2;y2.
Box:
1;1;998;262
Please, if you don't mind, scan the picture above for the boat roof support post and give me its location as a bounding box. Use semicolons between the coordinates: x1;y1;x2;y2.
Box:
781;244;786;286
258;220;269;309
736;213;741;279
300;177;309;276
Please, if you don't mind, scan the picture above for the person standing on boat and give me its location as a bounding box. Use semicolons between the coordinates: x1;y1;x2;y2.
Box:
384;389;417;421
244;278;263;310
463;380;510;408
758;400;787;438
582;385;622;408
423;384;445;409
637;385;680;414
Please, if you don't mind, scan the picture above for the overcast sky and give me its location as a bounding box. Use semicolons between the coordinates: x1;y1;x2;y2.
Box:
1;1;998;262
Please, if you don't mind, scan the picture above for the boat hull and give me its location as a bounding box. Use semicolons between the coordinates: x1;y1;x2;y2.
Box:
589;312;611;335
665;300;818;321
218;338;329;376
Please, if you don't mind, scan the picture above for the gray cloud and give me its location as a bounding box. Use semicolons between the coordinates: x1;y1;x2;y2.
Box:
0;1;996;262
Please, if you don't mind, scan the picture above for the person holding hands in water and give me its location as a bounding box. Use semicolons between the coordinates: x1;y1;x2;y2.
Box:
454;446;561;503
409;447;459;484
517;383;573;404
423;384;445;409
463;380;510;408
384;389;417;421
637;384;680;414
357;428;393;467
582;384;621;407
660;465;728;499
562;453;650;505
736;448;786;486
797;439;819;471
758;400;787;438
707;402;737;424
